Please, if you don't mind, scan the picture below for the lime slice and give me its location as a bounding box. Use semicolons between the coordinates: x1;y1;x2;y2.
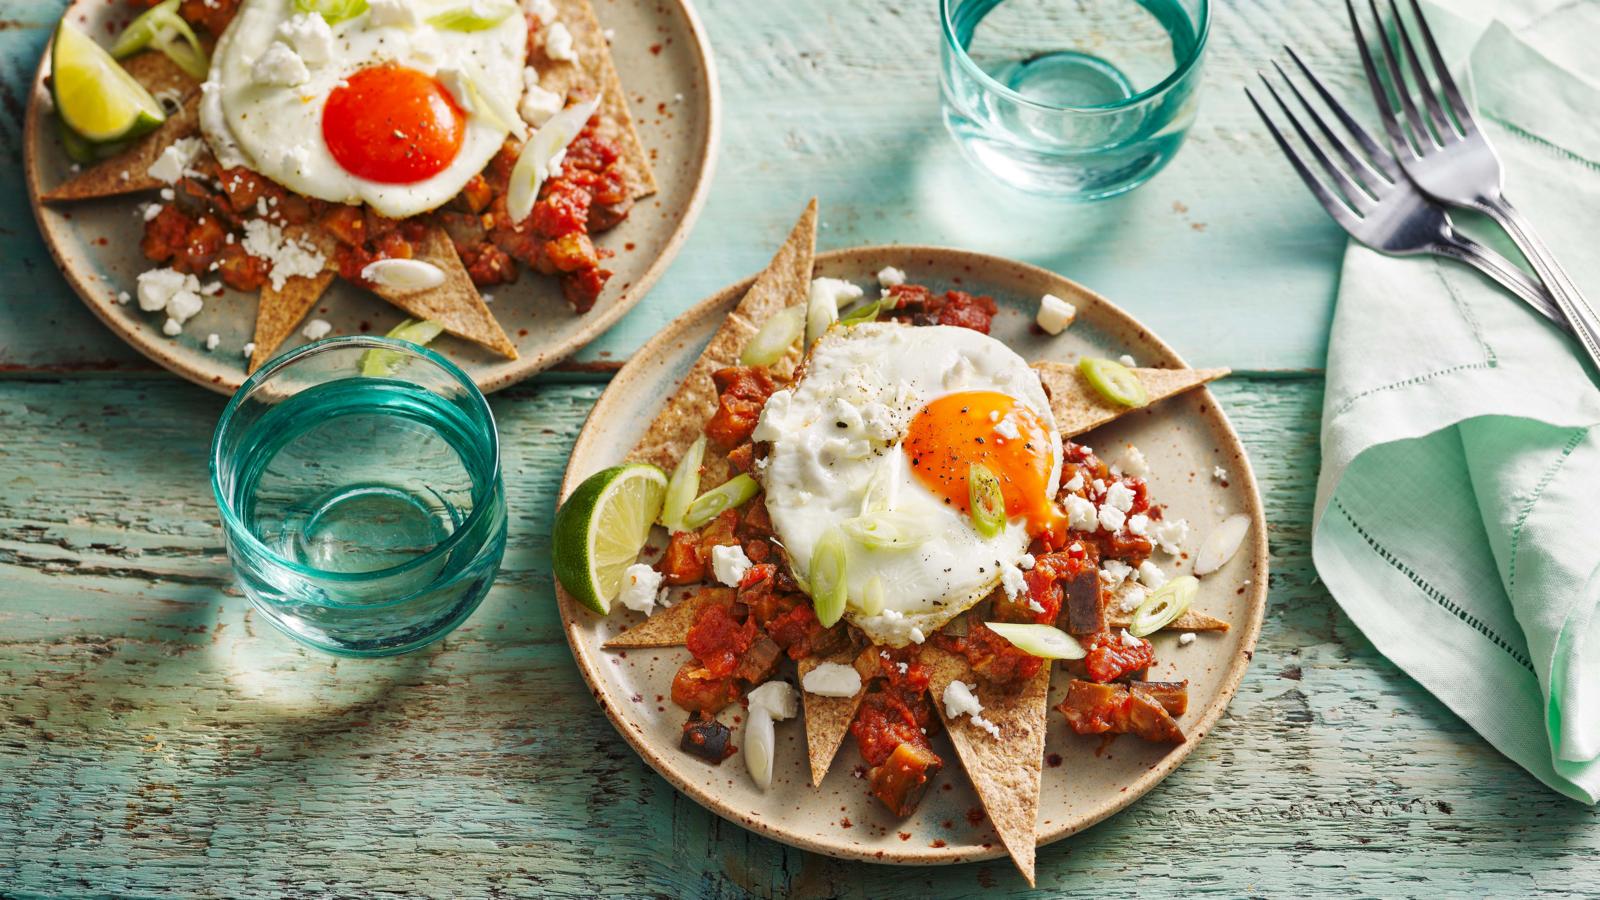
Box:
1079;357;1149;408
552;463;669;615
52;21;166;143
360;319;445;376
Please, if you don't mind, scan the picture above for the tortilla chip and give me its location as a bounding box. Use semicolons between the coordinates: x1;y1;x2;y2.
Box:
249;227;339;374
532;0;656;199
799;647;867;787
42;53;202;203
602;589;723;649
627;198;817;484
1032;363;1229;439
921;646;1049;886
1106;609;1230;632
368;226;518;359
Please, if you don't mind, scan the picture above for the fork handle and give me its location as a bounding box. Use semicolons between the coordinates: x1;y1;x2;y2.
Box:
1433;235;1569;335
1481;196;1600;370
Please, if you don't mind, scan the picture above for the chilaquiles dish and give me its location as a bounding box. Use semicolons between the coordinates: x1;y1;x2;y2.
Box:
557;201;1249;883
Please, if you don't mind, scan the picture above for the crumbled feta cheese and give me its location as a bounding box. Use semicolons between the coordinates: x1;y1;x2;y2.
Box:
802;662;862;697
810;277;865;332
545;22;579;62
1118;353;1138;368
368;0;420;28
1065;494;1098;531
1116;584;1147;613
1099;558;1133;588
1213;465;1229;482
242;219;327;291
858;608;925;645
143;204;164;222
1121;445;1150;478
1098;504;1126;533
1018;553;1035;571
1064;472;1085;493
942;680;983;719
1105;481;1135;513
970;714;1002;739
277;12;335;66
524;0;557;23
301;319;332;341
1120;628;1142;648
1150;518;1190;555
136;268;205;326
520;76;565;127
876;266;906;288
1179;632;1196;646
1036;293;1076;335
162;318;183;336
617;563;661;614
251;42;311;87
1027;598;1045;614
747;681;798;720
147;137;204;184
711;543;753;587
1091;478;1106;497
994;416;1021;441
205;333;220;352
999;560;1026;600
115;291;131;305
1137;560;1167;589
1126;513;1150;536
242;342;257;358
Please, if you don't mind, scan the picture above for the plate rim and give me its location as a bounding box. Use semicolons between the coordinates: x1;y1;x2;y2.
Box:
554;244;1270;866
23;0;723;396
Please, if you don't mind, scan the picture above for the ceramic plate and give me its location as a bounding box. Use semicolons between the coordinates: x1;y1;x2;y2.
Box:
555;246;1269;865
24;0;719;395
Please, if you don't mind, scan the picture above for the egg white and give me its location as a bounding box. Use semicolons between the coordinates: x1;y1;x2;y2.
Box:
204;0;527;219
754;322;1062;647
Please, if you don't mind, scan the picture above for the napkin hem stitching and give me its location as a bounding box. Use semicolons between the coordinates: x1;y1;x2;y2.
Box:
1330;360;1495;419
1507;426;1590;595
1488;116;1600;173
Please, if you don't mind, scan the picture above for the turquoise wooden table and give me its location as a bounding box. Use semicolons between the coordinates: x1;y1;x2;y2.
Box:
3;1;1598;896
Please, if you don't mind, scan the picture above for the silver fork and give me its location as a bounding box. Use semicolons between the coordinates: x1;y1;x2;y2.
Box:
1349;0;1600;367
1245;49;1563;332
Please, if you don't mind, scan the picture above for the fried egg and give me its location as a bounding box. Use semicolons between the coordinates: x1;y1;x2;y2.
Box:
753;322;1063;647
203;0;528;219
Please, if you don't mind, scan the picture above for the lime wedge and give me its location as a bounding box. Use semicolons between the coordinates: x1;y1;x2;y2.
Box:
552;464;669;615
52;21;166;143
360;319;445;376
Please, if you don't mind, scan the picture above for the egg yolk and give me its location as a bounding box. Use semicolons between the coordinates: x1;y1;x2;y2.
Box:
903;391;1064;541
322;65;467;185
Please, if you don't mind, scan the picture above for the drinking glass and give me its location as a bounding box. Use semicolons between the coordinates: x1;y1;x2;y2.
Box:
940;0;1210;200
211;337;507;657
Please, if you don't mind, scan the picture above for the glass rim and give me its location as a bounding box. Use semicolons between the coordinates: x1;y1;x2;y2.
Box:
939;0;1211;114
209;335;503;584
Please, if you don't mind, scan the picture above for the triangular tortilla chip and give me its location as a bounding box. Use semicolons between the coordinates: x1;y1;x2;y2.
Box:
1106;609;1229;632
602;588;724;649
627;199;817;486
532;0;656;199
1032;363;1229;439
798;647;867;787
368;226;518;359
921;646;1049;887
42;53;202;203
249;227;339;373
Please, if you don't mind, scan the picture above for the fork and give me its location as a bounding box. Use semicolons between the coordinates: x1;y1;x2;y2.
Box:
1245;49;1564;333
1348;0;1600;367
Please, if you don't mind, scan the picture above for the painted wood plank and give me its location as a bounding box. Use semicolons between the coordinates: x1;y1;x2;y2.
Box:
1;375;1596;897
0;0;1361;375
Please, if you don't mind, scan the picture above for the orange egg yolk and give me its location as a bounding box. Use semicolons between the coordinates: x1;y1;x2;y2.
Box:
903;391;1064;541
322;64;467;185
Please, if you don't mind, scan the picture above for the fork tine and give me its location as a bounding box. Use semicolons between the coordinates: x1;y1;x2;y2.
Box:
1271;57;1385;197
1258;73;1374;214
1246;88;1363;235
1283;45;1400;182
1385;0;1456;142
1344;0;1418;161
1407;0;1477;135
1364;0;1434;150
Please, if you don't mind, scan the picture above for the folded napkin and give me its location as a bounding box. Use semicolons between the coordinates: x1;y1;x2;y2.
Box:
1313;1;1600;801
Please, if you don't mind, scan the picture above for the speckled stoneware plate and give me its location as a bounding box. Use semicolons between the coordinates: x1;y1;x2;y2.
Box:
556;246;1269;866
24;0;718;395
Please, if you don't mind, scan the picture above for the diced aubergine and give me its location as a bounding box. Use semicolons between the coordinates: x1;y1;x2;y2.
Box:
1061;565;1104;635
733;633;783;684
1056;679;1185;745
1129;680;1189;717
680;714;736;764
868;741;943;817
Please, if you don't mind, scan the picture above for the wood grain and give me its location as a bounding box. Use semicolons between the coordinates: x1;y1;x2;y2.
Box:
2;375;1596;897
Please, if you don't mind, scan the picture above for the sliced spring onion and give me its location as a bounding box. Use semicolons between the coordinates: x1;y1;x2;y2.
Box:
1079;357;1149;408
1129;575;1198;637
682;474;761;531
743;706;776;791
427;1;518;30
110;0;208;81
839;510;931;551
659;435;705;533
858;452;901;515
838;298;882;327
809;528;848;628
983;622;1086;660
1193;514;1250;577
292;0;370;24
857;576;885;617
805;284;839;347
452;58;526;139
507;97;600;224
359;319;444;376
740;305;805;367
968;463;1006;538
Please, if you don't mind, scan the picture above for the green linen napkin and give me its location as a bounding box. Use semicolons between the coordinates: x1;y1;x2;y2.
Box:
1312;1;1600;802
